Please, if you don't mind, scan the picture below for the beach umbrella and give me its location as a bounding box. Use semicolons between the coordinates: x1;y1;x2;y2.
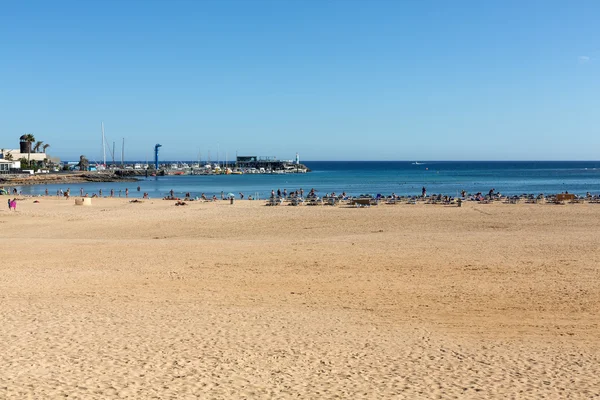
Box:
227;192;235;198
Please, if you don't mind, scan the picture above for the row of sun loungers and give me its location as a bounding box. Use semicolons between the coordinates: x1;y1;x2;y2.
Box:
266;194;600;207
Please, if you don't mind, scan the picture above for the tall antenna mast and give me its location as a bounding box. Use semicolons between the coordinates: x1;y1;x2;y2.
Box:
101;122;106;166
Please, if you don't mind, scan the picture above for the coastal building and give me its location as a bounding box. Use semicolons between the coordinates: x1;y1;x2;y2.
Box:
0;159;20;173
0;135;59;164
235;155;309;173
0;150;47;163
236;155;294;167
236;156;259;166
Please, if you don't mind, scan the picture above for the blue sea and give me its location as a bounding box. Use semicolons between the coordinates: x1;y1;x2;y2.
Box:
15;161;600;199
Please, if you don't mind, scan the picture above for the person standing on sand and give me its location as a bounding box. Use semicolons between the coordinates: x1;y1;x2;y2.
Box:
80;188;84;197
422;187;427;197
7;198;10;210
10;198;17;211
125;188;129;198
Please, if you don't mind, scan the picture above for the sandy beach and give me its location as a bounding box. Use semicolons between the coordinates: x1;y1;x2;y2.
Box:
1;197;599;399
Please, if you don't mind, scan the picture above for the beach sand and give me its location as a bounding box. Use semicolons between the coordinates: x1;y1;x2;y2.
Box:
1;197;599;399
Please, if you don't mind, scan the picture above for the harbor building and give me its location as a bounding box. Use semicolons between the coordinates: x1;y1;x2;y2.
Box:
235;155;309;173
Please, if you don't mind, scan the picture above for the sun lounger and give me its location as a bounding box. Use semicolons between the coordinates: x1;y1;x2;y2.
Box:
557;194;575;202
349;198;373;207
266;198;282;206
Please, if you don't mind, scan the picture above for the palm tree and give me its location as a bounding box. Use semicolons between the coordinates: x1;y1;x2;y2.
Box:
33;140;44;153
24;133;35;163
19;157;29;170
43;143;50;153
5;152;14;161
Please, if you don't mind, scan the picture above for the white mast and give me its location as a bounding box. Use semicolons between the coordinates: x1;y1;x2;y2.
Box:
101;122;106;166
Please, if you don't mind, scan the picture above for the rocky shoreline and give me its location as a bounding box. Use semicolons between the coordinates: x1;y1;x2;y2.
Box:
0;172;138;186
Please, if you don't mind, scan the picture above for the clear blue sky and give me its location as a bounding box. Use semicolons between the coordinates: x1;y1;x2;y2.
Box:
1;0;599;161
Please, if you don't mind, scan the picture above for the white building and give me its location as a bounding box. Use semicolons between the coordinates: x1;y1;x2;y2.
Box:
0;159;20;173
0;149;47;162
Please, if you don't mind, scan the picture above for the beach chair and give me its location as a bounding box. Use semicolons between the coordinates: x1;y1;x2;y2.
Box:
349;198;372;208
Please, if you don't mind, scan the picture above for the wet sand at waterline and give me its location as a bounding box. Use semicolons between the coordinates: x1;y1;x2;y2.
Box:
1;197;599;399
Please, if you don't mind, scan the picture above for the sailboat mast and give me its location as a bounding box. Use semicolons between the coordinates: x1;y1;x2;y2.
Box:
101;122;106;166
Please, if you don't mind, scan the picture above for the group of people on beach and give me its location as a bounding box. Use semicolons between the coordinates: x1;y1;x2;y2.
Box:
271;188;308;199
5;183;600;205
1;187;21;196
40;185;146;200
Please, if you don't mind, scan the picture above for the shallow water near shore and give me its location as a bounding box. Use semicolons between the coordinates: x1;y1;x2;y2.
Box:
14;161;600;198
